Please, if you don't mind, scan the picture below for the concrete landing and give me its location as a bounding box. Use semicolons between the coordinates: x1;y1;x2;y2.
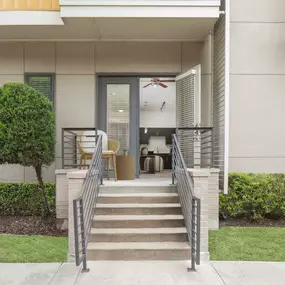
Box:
1;261;285;285
100;178;176;193
212;261;285;285
76;261;224;285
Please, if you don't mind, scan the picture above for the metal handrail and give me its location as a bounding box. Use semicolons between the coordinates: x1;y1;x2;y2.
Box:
73;135;103;272
172;134;201;271
61;128;97;169
176;127;214;168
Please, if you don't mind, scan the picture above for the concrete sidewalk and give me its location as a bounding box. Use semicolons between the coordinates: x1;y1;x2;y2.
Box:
0;261;284;285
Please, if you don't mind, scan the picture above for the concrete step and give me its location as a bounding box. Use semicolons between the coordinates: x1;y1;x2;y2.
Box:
97;193;179;204
92;215;185;228
87;242;191;260
95;203;182;215
100;185;177;194
89;227;188;242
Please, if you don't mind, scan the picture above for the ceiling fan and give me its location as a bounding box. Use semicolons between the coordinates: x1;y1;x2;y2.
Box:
143;78;175;88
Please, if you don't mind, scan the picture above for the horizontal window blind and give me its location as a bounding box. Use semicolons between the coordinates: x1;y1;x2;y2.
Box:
213;0;229;193
25;74;54;104
176;72;195;167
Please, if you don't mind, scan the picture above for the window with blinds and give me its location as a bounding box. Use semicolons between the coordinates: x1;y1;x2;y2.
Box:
25;74;54;105
176;72;195;167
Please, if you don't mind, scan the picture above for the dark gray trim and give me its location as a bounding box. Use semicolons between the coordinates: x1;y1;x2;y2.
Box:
96;72;177;77
97;76;140;177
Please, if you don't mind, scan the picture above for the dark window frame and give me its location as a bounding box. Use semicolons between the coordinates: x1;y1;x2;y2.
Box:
24;73;55;107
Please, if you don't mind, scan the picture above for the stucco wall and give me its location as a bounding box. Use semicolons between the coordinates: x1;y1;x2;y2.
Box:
229;0;285;173
0;41;205;182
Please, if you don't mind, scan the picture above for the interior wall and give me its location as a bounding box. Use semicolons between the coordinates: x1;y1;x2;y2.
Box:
0;41;203;182
140;79;176;128
229;0;285;173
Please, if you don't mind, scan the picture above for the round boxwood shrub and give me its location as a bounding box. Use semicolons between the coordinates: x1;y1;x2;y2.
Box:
0;83;56;214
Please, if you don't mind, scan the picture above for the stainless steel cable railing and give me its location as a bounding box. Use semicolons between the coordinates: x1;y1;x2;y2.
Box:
172;134;201;271
73;135;103;272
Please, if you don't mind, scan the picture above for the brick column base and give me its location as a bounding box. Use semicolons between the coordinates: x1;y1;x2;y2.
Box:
67;170;87;262
187;168;220;261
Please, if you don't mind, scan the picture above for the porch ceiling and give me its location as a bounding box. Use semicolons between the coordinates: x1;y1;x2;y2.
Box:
0;17;217;41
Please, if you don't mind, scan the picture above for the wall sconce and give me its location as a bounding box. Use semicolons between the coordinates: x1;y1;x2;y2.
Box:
144;127;148;134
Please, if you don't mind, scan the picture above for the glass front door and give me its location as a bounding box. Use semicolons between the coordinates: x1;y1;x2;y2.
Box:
98;77;139;177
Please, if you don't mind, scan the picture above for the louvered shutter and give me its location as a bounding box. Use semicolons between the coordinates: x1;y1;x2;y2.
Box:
26;74;54;104
176;65;201;168
213;0;229;193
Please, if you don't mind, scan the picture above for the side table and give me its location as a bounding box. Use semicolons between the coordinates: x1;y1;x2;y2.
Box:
116;155;135;180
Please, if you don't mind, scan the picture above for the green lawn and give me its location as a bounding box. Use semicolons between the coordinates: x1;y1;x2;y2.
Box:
0;235;68;263
209;227;285;262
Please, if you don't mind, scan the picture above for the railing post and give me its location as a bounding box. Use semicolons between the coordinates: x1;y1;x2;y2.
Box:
211;129;214;168
62;128;65;169
74;134;78;168
79;199;89;273
73;199;80;266
171;135;175;185
189;198;201;272
196;198;201;265
100;164;104;185
190;199;196;272
100;138;104;185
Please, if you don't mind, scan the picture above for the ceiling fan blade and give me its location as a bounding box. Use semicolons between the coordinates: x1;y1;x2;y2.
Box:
143;83;152;88
159;82;168;88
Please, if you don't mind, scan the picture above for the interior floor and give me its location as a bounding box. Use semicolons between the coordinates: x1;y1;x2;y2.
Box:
102;177;172;188
140;170;172;179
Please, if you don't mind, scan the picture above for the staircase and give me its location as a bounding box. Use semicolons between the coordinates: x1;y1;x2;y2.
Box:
87;184;191;260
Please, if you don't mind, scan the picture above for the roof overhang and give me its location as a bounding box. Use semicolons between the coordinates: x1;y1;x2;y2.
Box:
59;0;220;18
0;11;64;26
0;1;221;41
0;17;218;41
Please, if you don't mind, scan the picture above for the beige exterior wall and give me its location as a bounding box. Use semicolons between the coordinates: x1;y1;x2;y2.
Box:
229;0;285;173
0;41;204;182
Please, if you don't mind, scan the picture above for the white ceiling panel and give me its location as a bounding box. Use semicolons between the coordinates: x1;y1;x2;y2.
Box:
96;18;216;41
0;17;216;41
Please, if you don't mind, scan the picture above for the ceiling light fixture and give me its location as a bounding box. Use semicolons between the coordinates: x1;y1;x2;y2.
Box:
118;109;124;113
151;81;159;88
144;127;148;134
111;93;116;95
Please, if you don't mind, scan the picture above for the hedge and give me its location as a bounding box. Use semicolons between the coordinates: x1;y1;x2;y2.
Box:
0;182;55;216
220;173;285;220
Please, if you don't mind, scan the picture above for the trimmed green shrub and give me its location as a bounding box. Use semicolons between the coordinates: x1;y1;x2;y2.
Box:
0;182;55;216
0;83;56;213
220;173;285;220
